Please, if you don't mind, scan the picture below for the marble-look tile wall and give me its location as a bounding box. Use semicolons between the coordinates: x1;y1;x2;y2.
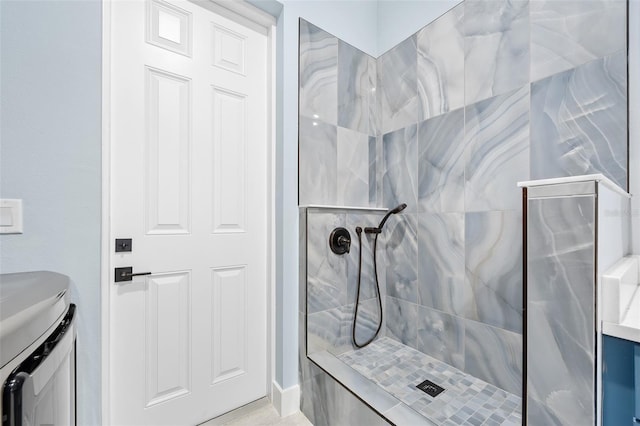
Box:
304;208;387;356
299;312;392;426
299;20;377;207
374;0;627;398
530;0;627;81
299;0;627;401
526;195;596;425
530;51;628;189
463;0;530;104
300;208;393;425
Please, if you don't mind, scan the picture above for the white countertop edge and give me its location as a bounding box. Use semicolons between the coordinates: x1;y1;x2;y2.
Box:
603;255;640;279
300;204;388;212
517;174;630;198
603;321;640;344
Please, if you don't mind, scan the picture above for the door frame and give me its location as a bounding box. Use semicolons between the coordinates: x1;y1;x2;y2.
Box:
100;1;277;423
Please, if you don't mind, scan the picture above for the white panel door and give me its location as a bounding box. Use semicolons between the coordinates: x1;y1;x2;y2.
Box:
109;1;268;424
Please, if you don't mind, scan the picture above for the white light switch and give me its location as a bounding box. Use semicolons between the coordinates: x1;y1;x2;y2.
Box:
0;199;23;234
0;207;13;226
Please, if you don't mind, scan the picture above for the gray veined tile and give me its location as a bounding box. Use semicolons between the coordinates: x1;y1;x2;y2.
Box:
338;41;372;134
385;296;418;349
299;19;338;125
530;51;627;191
418;212;465;316
299;117;337;206
299;209;308;314
417;306;465;370
299;311;325;384
307;352;400;415
417;3;464;121
307;300;383;358
530;0;627;82
418;108;465;213
337;127;369;207
382;124;418;212
351;299;385;349
378;36;419;134
300;373;320;423
307;307;346;355
346;212;386;305
527;396;565;426
464;0;529;105
464;86;530;212
369;136;377;205
385;213;418;304
306;211;347;314
464;211;522;333
527;196;595;319
384;404;438;426
347;213;383;301
376;135;384;205
301;365;391;426
368;57;378;137
464;319;522;396
527;306;594;425
526;196;595;425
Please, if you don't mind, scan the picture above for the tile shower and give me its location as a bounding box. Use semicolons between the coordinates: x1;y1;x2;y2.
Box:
298;1;628;425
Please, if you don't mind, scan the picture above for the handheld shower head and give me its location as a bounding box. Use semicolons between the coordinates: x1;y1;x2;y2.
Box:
389;203;408;215
365;203;407;234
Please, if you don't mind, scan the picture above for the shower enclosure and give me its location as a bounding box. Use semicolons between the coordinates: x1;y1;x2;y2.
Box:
298;1;628;424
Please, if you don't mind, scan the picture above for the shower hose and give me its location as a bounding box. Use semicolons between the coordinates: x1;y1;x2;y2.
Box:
351;226;384;348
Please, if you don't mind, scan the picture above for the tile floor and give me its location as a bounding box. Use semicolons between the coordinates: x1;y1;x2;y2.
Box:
204;336;521;425
222;405;312;426
201;400;313;426
338;337;522;425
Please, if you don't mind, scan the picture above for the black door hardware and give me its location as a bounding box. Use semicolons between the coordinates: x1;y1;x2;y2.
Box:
115;238;132;252
115;267;152;282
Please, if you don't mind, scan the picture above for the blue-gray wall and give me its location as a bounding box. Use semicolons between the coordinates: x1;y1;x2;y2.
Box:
0;1;102;424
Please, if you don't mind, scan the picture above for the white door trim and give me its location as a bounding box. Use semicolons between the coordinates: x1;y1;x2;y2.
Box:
100;1;277;423
194;0;276;32
267;22;278;409
100;0;112;421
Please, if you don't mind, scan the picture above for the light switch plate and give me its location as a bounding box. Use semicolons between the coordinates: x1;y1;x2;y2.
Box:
0;199;23;234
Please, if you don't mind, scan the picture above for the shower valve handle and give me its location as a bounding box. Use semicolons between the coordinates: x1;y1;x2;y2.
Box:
329;227;351;255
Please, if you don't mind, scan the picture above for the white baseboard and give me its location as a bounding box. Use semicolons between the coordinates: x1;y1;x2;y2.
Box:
271;381;300;417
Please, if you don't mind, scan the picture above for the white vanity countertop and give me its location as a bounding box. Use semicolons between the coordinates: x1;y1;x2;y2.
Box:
602;255;640;343
603;290;640;343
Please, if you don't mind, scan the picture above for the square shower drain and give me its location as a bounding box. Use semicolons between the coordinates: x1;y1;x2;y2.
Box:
416;379;445;397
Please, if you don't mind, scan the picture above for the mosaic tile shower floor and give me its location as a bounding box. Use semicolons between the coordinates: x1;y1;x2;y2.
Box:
337;337;522;425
